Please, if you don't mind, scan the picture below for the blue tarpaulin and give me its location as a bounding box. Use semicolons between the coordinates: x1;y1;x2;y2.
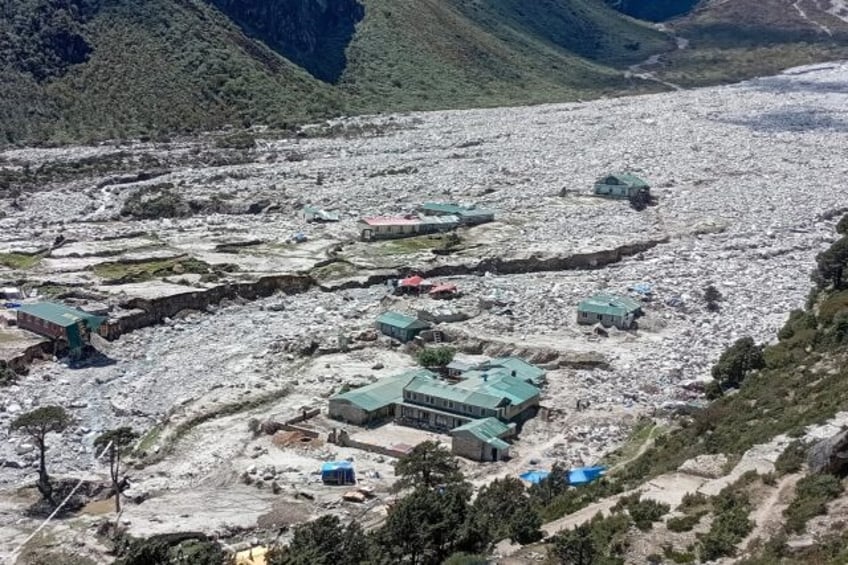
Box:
321;461;356;485
519;470;550;484
519;466;606;486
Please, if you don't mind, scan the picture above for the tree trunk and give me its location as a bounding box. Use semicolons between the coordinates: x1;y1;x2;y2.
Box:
36;435;53;505
111;451;121;514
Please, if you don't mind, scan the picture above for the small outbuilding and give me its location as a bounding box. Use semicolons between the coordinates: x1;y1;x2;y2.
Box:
16;302;106;357
419;202;495;225
577;294;642;330
321;461;356;485
375;311;430;343
451;417;513;461
478;357;547;386
593;173;650;200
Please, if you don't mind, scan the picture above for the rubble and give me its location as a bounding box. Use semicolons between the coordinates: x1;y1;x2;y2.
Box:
1;60;847;546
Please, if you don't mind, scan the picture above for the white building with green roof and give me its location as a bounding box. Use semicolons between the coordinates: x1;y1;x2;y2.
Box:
577;293;643;330
451;417;514;461
328;369;436;425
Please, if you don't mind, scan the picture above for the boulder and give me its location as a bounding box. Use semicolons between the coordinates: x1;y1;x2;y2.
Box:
807;429;848;475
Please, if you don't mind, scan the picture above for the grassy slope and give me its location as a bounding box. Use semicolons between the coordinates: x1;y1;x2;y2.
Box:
340;0;671;113
0;0;673;144
656;0;848;88
0;0;340;144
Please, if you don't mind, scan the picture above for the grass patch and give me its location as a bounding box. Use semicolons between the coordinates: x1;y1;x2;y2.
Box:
375;234;457;256
311;261;359;281
135;424;162;455
91;256;223;284
602;418;663;468
0;252;42;270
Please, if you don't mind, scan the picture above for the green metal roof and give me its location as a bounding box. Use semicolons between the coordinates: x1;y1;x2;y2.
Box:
420;202;494;218
598;173;649;189
405;376;506;410
331;369;436;412
376;311;430;331
452;417;510;449
454;371;540;406
17;303;105;329
483;357;546;385
578;293;642;317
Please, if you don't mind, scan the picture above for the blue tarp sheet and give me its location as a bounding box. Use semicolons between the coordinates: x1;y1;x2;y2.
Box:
321;461;355;485
519;470;550;484
519;466;606;486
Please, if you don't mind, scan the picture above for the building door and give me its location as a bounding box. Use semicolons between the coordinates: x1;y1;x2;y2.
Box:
491;448;498;461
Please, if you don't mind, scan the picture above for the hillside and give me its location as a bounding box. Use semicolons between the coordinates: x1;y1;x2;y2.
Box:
0;0;671;145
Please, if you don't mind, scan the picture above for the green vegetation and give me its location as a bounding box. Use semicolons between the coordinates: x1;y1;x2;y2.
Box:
697;474;755;561
0;0;670;145
114;533;226;565
0;362;18;386
91;256;226;283
775;440;807;476
784;473;843;534
310;261;359;282
612;492;670;531
666;512;706;533
709;336;765;394
417;346;456;369
94;427;138;514
376;234;457;256
0;252;42;270
269;442;542;564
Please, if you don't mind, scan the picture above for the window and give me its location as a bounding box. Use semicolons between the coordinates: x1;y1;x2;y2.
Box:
581;312;588;318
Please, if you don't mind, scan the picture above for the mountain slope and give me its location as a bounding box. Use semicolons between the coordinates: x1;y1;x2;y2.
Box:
0;0;672;145
0;0;341;144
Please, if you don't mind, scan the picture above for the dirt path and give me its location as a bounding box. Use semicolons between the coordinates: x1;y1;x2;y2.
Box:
737;474;801;554
608;423;661;474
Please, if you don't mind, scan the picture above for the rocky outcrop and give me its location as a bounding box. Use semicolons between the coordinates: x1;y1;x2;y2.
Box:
207;0;364;82
102;274;313;339
808;429;848;475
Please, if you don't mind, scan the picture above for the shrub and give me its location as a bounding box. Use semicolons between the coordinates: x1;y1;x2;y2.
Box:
667;512;706;533
417;346;456;368
784;473;843;533
613;493;670;531
711;337;765;390
121;184;188;219
775;440;806;475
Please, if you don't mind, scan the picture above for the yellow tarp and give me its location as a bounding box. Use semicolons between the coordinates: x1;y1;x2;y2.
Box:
235;545;268;565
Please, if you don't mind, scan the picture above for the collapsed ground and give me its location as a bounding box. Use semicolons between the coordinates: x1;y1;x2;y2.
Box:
1;61;848;561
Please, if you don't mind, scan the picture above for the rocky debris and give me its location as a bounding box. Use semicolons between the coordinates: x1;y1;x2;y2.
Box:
679;454;730;478
1;62;847;504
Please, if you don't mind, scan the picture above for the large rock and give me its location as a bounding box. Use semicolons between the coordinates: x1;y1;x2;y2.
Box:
808;429;848;475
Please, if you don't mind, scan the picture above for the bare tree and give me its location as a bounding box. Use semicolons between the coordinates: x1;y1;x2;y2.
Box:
94;427;138;514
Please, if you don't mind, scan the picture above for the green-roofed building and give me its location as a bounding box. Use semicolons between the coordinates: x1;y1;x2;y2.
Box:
397;370;540;432
329;369;436;425
375;311;430;343
478;357;547;386
451;417;514;461
593;173;650;200
419;202;495;225
577;293;643;330
16;302;106;358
